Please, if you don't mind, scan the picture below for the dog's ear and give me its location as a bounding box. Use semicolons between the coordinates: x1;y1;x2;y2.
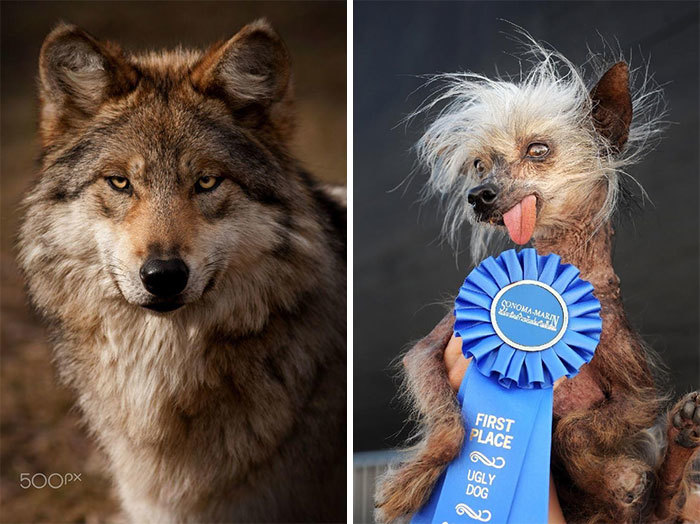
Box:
590;61;633;152
190;19;292;129
39;24;139;144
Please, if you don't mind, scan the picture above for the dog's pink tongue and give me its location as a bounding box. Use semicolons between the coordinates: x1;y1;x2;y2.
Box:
503;195;537;245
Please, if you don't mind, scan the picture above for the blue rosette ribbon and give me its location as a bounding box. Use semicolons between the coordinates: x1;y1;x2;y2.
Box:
412;248;602;524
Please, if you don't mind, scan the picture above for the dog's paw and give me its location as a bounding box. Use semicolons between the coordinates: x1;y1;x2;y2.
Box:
671;391;700;448
606;458;650;509
374;461;441;523
374;422;463;522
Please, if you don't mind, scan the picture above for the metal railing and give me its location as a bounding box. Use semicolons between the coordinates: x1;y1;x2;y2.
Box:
353;450;401;524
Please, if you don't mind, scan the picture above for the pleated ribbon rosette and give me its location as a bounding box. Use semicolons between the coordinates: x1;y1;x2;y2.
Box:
412;248;602;524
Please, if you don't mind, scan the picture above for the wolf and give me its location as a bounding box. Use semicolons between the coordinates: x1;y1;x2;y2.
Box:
375;36;699;523
17;20;346;523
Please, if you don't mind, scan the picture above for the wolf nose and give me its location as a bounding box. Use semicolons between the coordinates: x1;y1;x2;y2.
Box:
468;183;499;208
139;258;189;297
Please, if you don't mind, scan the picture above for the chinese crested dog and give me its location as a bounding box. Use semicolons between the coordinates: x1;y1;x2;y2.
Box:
376;35;699;523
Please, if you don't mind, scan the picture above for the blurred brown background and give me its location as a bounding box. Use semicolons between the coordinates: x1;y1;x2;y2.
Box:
0;2;346;522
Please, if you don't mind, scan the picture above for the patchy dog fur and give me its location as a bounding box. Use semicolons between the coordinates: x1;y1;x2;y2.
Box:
18;21;346;523
376;34;698;523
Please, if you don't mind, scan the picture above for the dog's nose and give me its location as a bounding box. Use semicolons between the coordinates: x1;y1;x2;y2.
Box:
139;258;189;297
468;183;499;208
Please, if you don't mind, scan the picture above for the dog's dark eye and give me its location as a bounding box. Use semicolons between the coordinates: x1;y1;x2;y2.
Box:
195;175;222;193
474;159;487;174
526;143;549;159
107;175;131;192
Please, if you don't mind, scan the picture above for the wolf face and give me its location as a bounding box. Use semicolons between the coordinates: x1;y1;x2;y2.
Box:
416;44;664;260
18;21;346;522
20;20;325;317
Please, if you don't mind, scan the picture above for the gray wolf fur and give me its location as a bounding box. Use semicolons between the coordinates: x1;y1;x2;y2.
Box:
17;20;346;523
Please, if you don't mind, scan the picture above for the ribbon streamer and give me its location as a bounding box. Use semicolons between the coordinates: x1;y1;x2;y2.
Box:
412;249;601;524
455;503;492;522
470;452;505;469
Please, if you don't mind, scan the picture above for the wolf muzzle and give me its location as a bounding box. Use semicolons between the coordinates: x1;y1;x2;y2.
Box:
139;258;189;298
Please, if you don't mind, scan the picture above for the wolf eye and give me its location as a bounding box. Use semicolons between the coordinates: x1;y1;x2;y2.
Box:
474;159;487;174
107;175;130;192
526;143;549;159
195;175;222;193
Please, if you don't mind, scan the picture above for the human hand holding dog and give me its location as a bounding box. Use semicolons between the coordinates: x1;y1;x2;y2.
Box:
444;334;567;391
444;334;567;524
444;334;470;391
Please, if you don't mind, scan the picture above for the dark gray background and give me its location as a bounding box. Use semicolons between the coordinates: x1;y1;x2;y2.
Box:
354;1;700;452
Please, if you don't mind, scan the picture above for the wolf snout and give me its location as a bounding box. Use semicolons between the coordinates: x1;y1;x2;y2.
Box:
467;183;499;214
139;258;189;298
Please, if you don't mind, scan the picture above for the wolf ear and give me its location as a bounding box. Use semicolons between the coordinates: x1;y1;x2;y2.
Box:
590;62;633;152
190;20;291;121
39;24;139;140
